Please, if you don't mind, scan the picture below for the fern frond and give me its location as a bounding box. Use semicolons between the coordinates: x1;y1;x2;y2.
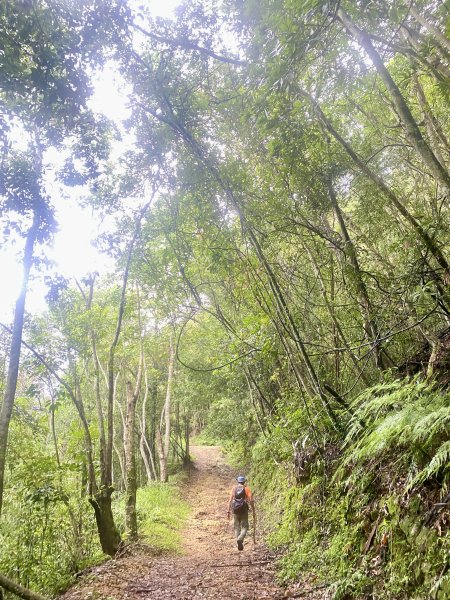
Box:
412;406;450;444
343;378;450;485
410;440;450;488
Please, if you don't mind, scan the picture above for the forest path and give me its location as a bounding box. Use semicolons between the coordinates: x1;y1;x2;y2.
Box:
61;446;285;599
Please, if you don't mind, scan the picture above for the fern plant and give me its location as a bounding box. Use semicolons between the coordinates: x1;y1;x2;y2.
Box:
342;377;450;489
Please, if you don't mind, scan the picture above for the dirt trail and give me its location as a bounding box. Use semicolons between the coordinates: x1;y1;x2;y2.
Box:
61;446;284;599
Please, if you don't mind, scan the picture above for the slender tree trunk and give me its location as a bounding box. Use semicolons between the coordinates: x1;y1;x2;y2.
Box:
76;276;108;489
337;8;450;197
138;375;152;481
124;320;144;540
249;229;341;429
139;429;153;482
93;200;153;552
330;254;340;382
93;338;107;476
244;369;268;435
303;90;450;283
420;328;441;379
413;74;450;163
0;214;38;515
49;387;61;468
155;426;165;482
164;335;174;466
140;384;158;481
113;440;126;489
156;335;175;483
144;432;158;480
105;196;154;490
149;377;158;477
398;25;450;82
124;382;138;539
406;3;450;55
327;178;383;368
305;245;371;385
184;414;190;466
0;572;47;600
174;401;180;464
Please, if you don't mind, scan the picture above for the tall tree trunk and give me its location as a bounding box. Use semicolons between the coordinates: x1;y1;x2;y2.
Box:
244;368;268;436
124;382;138;539
124;337;143;540
406;3;450;55
327;178;383;368
76;276;108;489
164;337;174;467
248;228;341;429
149;376;158;476
337;8;450;197
113;440;126;489
155;427;165;482
105;196;154;490
303;90;450;285
88;486;122;556
93;199;154;551
139;367;157;481
184;414;190;466
139;428;153;482
305;245;371;386
0;213;38;516
156;335;175;483
398;25;450;83
413;74;450;163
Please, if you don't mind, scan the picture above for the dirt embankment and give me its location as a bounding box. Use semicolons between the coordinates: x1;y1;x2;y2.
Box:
60;446;285;599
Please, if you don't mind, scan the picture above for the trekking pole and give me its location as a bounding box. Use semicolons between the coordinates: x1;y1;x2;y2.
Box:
253;510;256;545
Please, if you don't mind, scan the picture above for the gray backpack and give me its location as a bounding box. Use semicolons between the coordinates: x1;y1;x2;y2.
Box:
232;484;248;514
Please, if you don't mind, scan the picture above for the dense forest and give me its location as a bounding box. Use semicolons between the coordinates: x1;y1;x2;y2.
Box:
0;1;450;598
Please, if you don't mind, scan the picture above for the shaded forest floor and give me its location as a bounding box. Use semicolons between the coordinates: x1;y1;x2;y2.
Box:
59;446;295;599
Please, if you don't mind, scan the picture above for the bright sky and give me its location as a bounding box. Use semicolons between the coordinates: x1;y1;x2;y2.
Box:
0;0;180;322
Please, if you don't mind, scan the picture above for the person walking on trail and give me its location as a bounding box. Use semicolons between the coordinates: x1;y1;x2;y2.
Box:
227;475;256;551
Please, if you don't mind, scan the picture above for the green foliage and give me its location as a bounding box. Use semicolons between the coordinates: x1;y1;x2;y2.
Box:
1;461;104;597
133;479;190;552
2;1;450;598
331;570;373;600
245;380;450;598
344;378;450;489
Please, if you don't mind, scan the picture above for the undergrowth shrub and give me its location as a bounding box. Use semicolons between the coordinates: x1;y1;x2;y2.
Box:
0;472;104;598
343;377;450;488
131;476;190;552
0;416;105;599
249;379;450;599
1;414;190;600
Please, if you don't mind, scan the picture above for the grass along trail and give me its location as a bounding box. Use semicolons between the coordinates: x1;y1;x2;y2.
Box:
60;445;284;599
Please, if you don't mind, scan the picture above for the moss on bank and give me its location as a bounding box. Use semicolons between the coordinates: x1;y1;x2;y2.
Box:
244;379;450;599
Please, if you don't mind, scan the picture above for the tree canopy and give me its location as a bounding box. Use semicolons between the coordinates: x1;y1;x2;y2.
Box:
1;1;450;599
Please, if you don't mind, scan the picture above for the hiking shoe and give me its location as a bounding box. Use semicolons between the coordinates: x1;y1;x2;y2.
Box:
237;540;244;551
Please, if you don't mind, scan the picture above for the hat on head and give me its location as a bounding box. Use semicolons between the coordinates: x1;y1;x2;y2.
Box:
236;475;246;483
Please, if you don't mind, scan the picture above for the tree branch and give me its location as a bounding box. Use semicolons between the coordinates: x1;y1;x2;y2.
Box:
131;22;247;66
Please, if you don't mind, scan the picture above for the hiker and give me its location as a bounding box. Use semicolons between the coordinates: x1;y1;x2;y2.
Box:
227;475;256;551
